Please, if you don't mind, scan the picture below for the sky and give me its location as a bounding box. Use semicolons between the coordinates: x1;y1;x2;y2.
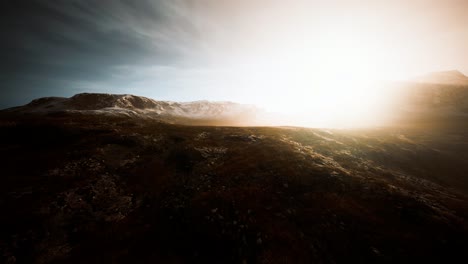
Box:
1;0;468;110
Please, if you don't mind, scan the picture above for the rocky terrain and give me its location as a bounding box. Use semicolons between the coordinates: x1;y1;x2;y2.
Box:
1;93;468;263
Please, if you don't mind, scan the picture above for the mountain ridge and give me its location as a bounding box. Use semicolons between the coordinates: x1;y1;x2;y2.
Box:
3;93;261;125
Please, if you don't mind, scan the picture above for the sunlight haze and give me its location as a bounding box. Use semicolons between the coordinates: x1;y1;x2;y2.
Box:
184;0;468;126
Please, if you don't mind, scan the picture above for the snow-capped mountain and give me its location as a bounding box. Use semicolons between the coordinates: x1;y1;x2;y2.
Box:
5;93;261;124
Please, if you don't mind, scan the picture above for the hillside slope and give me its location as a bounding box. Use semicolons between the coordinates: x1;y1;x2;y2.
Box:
385;71;468;116
1;112;467;263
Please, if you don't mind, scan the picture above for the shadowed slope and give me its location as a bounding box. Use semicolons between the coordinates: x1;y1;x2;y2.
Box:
0;112;467;263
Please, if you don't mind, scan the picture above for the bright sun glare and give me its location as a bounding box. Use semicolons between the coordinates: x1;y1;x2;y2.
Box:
243;29;397;128
196;1;444;128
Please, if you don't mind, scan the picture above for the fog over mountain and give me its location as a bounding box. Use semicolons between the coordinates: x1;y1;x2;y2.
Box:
416;70;468;85
6;69;468;127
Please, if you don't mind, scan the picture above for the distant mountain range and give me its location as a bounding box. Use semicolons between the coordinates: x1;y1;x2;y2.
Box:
3;70;468;126
3;93;262;126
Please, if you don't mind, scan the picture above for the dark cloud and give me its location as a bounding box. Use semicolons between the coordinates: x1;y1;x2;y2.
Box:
0;0;198;108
